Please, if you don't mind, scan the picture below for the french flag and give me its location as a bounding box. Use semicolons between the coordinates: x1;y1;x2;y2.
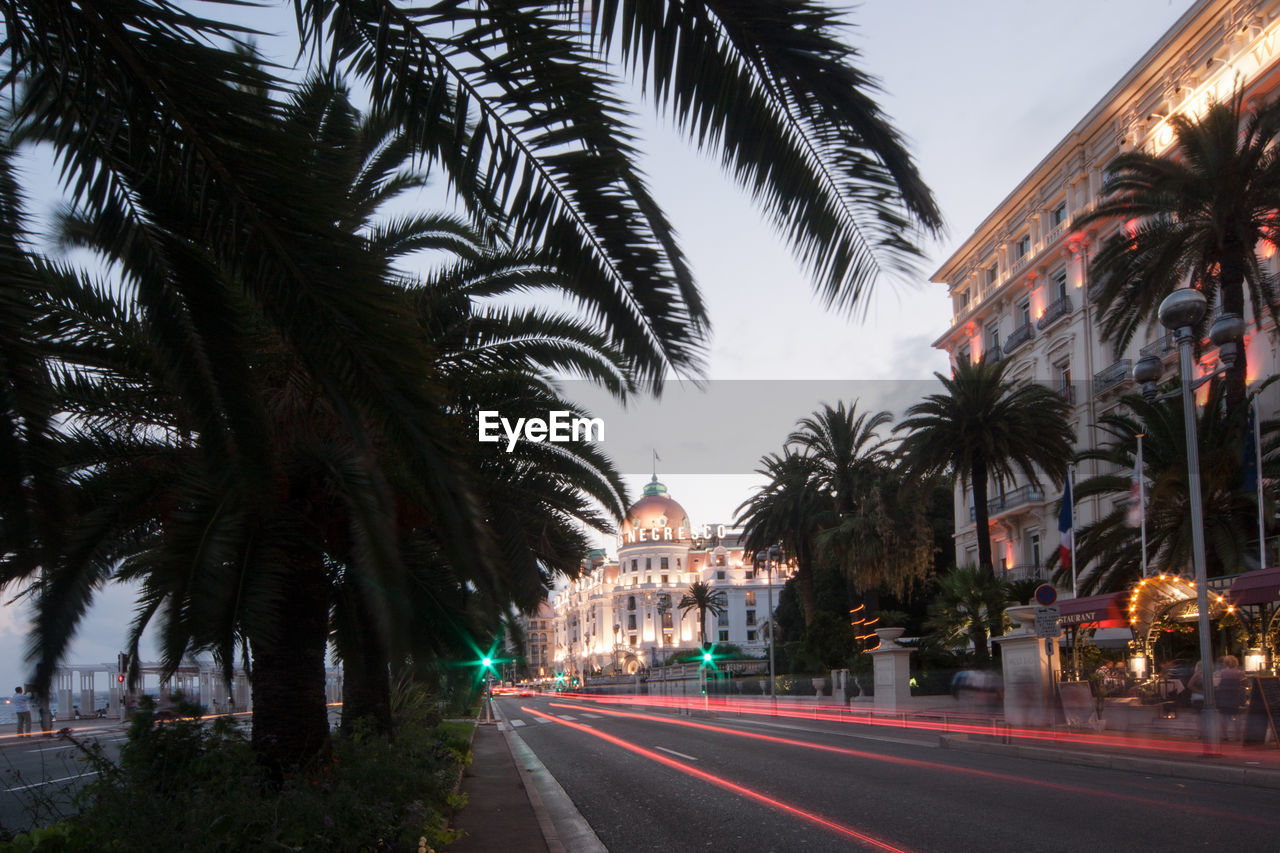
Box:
1058;475;1074;566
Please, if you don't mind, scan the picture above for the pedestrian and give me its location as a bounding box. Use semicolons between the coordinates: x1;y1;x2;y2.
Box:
1215;655;1249;741
11;686;31;736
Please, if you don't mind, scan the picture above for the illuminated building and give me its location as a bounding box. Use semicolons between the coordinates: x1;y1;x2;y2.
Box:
541;477;790;678
931;0;1280;588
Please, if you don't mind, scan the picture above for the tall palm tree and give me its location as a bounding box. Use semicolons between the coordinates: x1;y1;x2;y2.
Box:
923;567;1008;666
1083;93;1280;412
896;356;1075;577
678;580;727;650
1063;382;1272;595
3;0;941;394
736;450;825;626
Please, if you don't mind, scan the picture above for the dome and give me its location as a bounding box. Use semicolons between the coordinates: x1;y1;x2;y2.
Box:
618;476;691;547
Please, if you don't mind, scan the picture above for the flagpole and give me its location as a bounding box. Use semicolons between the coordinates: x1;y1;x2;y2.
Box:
1255;396;1266;571
1137;433;1147;578
1069;465;1078;598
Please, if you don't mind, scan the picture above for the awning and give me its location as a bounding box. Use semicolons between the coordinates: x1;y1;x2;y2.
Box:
1055;592;1128;629
1226;566;1280;607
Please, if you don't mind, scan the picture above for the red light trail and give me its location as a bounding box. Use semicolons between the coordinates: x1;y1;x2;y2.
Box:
540;700;1280;828
521;704;917;853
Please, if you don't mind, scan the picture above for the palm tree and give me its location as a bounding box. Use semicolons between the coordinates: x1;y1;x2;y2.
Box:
3;1;941;395
896;356;1075;577
678;580;727;650
736;450;825;626
1083;93;1280;412
1062;382;1271;595
924;567;1008;665
790;402;932;614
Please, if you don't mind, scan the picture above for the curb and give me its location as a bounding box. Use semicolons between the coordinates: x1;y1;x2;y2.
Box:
938;735;1280;789
492;704;606;853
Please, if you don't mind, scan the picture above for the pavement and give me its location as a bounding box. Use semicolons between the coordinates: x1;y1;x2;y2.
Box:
446;694;1280;852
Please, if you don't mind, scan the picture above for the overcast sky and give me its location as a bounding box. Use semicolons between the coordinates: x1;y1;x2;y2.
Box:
0;1;1198;695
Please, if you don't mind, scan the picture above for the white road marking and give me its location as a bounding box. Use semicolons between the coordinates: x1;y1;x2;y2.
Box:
655;746;698;761
510;719;526;727
557;714;578;721
5;771;98;793
535;716;553;724
581;713;602;718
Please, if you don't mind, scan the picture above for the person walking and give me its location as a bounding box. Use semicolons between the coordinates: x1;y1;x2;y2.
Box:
11;686;31;736
1215;655;1249;741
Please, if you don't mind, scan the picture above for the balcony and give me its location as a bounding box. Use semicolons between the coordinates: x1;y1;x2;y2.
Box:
1036;295;1073;330
1140;333;1177;361
1003;564;1050;583
1093;358;1132;396
1004;322;1034;353
968;484;1046;521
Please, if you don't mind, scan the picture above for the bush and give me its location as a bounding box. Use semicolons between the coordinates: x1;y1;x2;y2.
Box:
1;695;469;852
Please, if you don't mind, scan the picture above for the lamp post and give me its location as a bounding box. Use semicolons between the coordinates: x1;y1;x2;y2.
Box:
757;544;782;698
1133;288;1245;755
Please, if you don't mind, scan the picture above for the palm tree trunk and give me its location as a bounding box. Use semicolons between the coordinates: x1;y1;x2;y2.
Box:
250;548;332;777
796;543;818;627
970;624;990;665
339;585;391;735
971;454;994;577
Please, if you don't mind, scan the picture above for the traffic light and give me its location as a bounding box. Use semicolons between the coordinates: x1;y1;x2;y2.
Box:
117;674;125;684
481;656;493;670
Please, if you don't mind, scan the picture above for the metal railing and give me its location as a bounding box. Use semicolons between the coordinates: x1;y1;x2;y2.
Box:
1140;333;1177;360
1005;322;1034;353
1093;358;1132;395
968;484;1046;521
1037;295;1073;330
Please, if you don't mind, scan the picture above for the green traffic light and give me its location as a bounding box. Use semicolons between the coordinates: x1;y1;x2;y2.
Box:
481;656;493;669
702;650;713;663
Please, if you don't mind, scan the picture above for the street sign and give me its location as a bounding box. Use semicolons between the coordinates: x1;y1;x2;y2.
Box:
1034;605;1062;638
1034;584;1057;606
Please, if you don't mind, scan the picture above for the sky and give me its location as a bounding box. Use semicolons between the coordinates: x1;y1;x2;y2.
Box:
0;0;1200;692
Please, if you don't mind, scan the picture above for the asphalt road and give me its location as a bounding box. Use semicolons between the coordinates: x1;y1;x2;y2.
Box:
0;727;128;834
495;695;1280;853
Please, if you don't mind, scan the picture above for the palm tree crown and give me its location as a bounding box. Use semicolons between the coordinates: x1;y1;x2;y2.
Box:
896;357;1075;576
1083;93;1280;411
678;580;727;650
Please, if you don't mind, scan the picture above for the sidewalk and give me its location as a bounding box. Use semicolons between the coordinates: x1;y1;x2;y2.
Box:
450;716;549;853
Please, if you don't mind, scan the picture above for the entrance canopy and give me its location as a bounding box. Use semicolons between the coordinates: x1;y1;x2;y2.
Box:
1056;592;1128;629
1129;573;1232;648
1225;566;1280;607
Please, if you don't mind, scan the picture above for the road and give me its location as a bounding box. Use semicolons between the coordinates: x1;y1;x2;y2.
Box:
0;726;129;834
495;694;1280;852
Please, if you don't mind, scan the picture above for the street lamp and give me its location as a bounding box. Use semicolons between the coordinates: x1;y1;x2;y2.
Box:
1133;287;1245;755
756;544;783;698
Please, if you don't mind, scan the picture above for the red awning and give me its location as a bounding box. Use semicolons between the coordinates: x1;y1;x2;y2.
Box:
1055;592;1129;628
1226;566;1280;607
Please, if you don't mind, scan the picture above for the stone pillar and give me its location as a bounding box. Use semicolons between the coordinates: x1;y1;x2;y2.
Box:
56;669;74;720
79;671;94;718
831;669;851;704
995;605;1061;726
868;627;912;711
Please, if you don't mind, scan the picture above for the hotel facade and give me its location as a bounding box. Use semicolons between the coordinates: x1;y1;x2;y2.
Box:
523;477;790;679
932;0;1280;591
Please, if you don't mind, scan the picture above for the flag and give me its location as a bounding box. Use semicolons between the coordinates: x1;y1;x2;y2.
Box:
1058;476;1074;566
1243;401;1259;494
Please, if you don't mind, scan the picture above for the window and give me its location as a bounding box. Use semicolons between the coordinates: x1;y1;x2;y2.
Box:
716;554;726;567
1052;268;1068;300
1015;234;1031;258
717;612;729;627
745;592;756;607
1029;530;1042;566
646;557;652;569
1018;299;1031;328
719;630;729;642
985;322;1000;353
957;346;971;365
960;289;970;309
1057;363;1071;390
987;263;999;286
1051;202;1067;227
663;632;673;646
746;610;756;626
660;557;669;569
627;596;636;611
716;570;726;580
662;612;672;629
747;630;757;642
629;636;637;647
661;574;668;585
627;614;636;630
